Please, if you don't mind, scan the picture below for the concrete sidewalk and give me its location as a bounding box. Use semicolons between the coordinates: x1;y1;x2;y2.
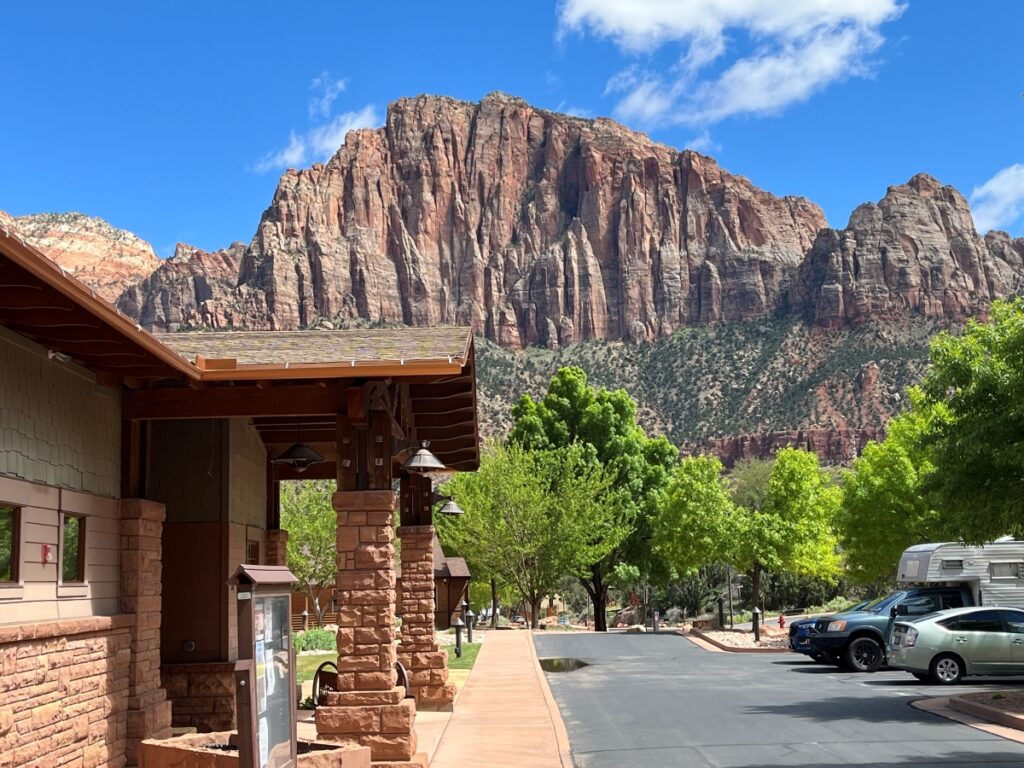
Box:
430;630;572;768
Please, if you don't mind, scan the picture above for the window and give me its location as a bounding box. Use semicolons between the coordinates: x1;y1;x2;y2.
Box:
246;540;260;565
1000;610;1024;634
941;592;965;610
941;559;964;570
942;610;1003;632
61;514;85;583
901;594;939;616
0;506;18;583
991;562;1023;579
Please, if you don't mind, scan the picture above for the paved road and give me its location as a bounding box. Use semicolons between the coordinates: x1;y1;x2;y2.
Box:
534;631;1024;768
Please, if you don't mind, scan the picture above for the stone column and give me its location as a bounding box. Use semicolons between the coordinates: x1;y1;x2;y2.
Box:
397;525;455;709
315;490;423;766
120;498;173;766
265;528;288;566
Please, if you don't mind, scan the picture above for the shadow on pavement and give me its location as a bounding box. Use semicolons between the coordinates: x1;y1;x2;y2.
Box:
720;755;1024;768
744;696;926;724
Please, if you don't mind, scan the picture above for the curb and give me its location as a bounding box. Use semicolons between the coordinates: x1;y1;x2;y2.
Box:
686;629;790;654
949;696;1024;731
528;631;575;768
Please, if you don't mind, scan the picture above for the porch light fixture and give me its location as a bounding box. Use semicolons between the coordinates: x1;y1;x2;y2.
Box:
400;441;445;474
436;497;464;517
271;422;325;473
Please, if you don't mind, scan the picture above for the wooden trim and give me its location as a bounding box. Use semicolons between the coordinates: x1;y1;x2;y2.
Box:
123;384;347;420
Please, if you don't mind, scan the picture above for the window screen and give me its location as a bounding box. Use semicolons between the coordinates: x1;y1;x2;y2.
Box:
991;562;1022;579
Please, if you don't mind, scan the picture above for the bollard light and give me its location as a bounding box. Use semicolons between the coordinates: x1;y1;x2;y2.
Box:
752;606;762;643
717;597;725;629
452;616;465;658
302;609;309;631
463;599;475;644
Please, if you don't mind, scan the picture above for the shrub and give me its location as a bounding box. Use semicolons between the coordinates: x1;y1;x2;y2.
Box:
294;627;336;652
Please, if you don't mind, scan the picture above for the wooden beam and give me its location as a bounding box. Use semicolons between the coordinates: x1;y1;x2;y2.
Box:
123;383;346;420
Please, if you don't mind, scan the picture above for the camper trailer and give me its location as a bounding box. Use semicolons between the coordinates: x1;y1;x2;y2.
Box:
897;538;1024;609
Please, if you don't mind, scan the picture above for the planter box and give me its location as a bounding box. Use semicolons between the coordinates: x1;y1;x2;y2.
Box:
140;731;370;768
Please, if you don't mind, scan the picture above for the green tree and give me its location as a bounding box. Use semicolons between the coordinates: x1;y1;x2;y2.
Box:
839;392;949;583
654;455;737;574
733;448;842;608
510;367;677;630
440;442;619;628
920;299;1024;541
280;480;337;626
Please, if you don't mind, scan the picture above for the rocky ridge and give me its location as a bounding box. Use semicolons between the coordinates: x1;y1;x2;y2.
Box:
10;93;1024;461
0;210;160;303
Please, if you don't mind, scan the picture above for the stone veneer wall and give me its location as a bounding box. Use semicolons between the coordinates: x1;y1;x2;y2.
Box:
0;616;133;768
0;326;120;498
159;664;236;732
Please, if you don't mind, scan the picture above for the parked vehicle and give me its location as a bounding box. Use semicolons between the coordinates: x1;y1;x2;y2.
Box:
788;600;872;660
808;586;973;672
898;539;1024;610
890;606;1024;684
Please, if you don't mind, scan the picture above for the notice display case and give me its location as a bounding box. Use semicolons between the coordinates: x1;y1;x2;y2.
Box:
230;564;299;768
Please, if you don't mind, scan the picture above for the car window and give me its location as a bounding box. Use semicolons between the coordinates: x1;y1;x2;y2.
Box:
1000;610;1024;634
941;592;965;610
901;594;939;615
952;610;1003;632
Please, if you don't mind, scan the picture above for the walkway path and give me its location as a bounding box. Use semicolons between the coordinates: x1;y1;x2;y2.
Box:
430;630;572;767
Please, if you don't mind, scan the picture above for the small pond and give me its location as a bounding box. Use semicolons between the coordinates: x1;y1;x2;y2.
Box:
538;657;590;673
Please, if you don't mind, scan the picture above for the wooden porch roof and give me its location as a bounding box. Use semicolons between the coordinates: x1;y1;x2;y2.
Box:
0;222;479;472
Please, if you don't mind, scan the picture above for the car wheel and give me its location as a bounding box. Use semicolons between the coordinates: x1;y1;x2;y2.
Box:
809;651;823;662
845;637;883;672
929;654;964;685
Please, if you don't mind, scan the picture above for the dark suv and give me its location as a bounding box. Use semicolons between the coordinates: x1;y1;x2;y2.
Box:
809;587;973;672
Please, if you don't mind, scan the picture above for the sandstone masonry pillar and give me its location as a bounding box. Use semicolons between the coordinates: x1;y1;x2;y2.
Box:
120;498;173;766
265;528;288;566
315;490;423;766
397;525;455;709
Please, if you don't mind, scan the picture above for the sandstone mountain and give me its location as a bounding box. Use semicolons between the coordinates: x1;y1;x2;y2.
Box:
0;210;160;303
9;93;1024;461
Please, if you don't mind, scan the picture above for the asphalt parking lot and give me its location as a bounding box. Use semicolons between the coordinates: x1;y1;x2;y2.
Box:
533;631;1024;768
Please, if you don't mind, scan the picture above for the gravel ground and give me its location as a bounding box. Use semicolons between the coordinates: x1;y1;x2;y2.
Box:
698;628;789;649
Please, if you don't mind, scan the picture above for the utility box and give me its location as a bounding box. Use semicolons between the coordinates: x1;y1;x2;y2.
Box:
230;564;299;768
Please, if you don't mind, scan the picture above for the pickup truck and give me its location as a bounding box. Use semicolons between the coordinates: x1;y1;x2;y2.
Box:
808;586;973;672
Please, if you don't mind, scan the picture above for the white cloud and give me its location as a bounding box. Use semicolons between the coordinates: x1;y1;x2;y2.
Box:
254;105;382;174
971;164;1024;233
559;0;905;128
554;101;594;118
685;130;720;154
309;72;349;119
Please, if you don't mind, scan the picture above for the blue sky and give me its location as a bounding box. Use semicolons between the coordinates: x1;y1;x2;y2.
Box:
2;1;1022;257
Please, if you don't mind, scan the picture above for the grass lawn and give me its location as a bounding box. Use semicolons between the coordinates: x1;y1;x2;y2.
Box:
296;652;336;683
445;642;481;671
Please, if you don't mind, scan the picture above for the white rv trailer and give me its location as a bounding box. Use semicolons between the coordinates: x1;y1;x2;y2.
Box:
897;538;1024;610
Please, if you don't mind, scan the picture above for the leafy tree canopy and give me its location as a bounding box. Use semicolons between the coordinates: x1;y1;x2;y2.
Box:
840;390;949;582
280;480;338;626
920;299;1024;541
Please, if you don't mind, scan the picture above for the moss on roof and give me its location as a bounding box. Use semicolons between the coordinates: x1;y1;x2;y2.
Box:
156;327;472;367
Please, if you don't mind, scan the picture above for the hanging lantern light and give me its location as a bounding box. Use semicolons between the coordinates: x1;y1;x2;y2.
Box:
271;421;325;473
400;440;445;474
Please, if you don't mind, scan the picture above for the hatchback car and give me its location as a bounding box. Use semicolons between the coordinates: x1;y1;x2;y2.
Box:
890;606;1024;684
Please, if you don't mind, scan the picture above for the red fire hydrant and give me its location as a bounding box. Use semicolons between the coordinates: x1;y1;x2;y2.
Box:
778;615;786;629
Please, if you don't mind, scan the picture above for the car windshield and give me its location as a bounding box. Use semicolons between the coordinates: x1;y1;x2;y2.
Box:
860;591;906;614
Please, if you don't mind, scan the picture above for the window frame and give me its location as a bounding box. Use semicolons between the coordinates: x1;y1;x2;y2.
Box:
0;505;20;585
60;512;87;585
990;561;1023;579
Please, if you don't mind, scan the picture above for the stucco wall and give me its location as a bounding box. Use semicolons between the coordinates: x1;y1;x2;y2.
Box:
0;327;120;498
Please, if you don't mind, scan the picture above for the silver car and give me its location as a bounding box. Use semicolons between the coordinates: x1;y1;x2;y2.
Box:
890;606;1024;684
